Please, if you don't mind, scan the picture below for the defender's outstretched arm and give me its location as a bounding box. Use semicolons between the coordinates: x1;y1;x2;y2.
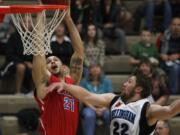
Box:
47;82;115;108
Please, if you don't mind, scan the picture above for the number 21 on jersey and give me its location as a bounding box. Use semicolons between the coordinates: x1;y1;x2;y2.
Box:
64;97;74;112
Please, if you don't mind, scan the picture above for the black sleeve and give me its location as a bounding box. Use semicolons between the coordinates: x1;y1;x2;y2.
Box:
139;102;156;135
109;96;120;109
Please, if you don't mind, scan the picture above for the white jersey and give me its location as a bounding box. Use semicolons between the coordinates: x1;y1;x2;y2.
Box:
110;96;156;135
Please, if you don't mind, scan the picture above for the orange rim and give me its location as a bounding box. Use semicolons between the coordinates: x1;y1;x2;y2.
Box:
0;6;11;14
0;5;68;14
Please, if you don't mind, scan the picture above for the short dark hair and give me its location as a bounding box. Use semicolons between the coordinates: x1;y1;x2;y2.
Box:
139;58;154;73
133;70;152;98
139;58;151;66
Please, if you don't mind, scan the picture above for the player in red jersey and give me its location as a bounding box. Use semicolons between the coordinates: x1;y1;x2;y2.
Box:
32;7;84;135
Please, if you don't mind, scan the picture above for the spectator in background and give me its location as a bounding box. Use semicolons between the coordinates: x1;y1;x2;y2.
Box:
71;0;95;39
115;0;132;30
0;0;14;55
133;0;147;33
96;0;127;54
151;71;169;105
170;0;180;17
129;28;159;66
50;23;73;66
83;24;105;77
5;17;33;94
156;32;164;52
80;64;112;135
154;120;170;135
0;15;14;55
133;0;172;33
145;0;172;32
138;59;169;105
160;17;180;94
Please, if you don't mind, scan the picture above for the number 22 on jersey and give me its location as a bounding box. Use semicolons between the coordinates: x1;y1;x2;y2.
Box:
113;121;129;135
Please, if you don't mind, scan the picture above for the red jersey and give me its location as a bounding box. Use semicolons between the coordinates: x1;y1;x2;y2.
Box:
34;75;79;135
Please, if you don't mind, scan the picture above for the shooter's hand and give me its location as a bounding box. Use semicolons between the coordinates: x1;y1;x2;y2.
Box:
64;0;71;21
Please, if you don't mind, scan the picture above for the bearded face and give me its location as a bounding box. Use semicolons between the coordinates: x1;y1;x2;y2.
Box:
120;76;137;101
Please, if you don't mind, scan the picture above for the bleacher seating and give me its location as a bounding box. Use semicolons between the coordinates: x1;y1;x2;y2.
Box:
0;95;38;135
169;117;180;135
104;55;133;74
0;95;37;114
0;115;39;135
0;95;179;135
167;95;180;105
0;116;19;135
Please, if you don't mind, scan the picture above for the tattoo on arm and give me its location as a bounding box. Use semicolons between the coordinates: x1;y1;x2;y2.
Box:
41;74;49;86
70;57;83;73
70;55;83;83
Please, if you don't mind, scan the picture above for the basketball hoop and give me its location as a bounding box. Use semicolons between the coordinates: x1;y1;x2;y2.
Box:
0;4;68;55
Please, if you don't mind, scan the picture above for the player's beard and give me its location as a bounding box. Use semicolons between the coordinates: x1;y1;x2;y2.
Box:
121;89;135;103
53;70;62;77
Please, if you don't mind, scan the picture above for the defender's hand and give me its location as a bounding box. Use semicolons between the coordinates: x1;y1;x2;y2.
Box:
46;82;65;93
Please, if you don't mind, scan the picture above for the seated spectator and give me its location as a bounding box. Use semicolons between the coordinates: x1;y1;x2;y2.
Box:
145;0;172;32
5;17;33;94
154;120;170;135
133;0;172;33
138;59;169;105
129;28;159;66
80;64;112;135
83;24;105;76
160;17;180;94
96;0;127;54
50;23;73;66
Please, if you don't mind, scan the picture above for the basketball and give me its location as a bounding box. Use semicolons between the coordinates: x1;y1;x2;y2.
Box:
41;0;67;5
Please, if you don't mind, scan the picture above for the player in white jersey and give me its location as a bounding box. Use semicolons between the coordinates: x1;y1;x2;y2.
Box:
110;97;154;135
47;71;180;135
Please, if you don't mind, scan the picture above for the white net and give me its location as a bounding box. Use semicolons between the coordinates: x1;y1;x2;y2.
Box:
11;9;67;55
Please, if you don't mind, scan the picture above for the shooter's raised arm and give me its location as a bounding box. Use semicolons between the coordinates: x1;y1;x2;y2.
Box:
64;9;84;84
32;14;51;99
